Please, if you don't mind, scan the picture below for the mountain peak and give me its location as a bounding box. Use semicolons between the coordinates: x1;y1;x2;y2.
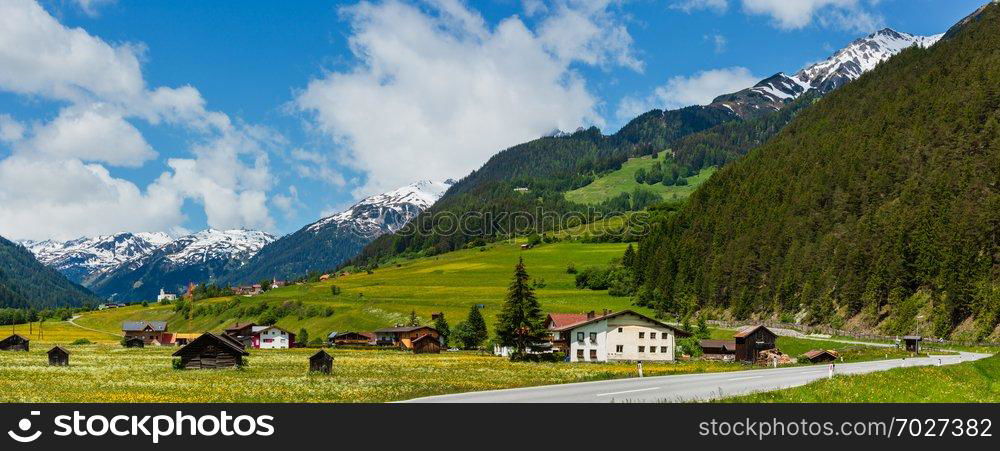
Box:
306;179;452;236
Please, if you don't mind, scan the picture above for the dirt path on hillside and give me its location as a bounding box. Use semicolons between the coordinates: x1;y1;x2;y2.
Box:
68;315;122;338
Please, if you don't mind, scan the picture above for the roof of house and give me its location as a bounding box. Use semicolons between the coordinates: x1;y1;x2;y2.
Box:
121;321;167;332
310;350;333;361
224;322;256;332
903;335;922;340
551;310;691;337
733;325;775;338
48;346;70;355
328;331;374;339
412;334;440;344
803;349;838;360
373;325;439;334
172;333;249;357
546;313;589;329
252;325;292;335
1;334;29;342
699;340;736;351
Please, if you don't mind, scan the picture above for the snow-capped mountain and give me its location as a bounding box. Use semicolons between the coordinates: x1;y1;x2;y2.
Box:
21;232;173;285
306;180;454;237
712;29;943;118
223;180;453;285
78;229;274;301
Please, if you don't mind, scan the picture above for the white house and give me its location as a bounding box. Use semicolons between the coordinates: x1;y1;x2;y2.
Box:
157;289;178;302
552;310;690;363
251;325;296;349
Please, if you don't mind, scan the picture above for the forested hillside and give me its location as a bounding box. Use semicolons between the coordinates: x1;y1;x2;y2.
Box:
0;236;100;308
631;4;1000;340
350;106;736;264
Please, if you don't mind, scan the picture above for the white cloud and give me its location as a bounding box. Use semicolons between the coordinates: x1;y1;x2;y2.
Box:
18;104;156;167
0;0;280;240
72;0;116;17
616;67;759;121
290;148;347;187
671;0;728;13
706;33;727;53
296;0;640;196
741;0;882;32
272;185;300;218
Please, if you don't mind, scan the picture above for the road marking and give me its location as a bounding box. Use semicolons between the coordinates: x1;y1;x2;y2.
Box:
726;376;764;381
798;371;826;375
596;387;662;397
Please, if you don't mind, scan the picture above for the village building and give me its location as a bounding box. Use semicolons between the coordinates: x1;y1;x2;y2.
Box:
121;321;168;344
157;288;178;302
544;313;590;354
270;278;287;289
551;310;691;363
328;331;375;346
233;285;263;296
154;332;200;346
903;335;922;352
319;274;331;281
699;339;737;361
223;322;257;347
123;336;145;348
250;325;296;349
373;326;442;350
802;349;839;363
48;346;70;366
309;350;334;374
172;333;249;369
0;334;30;351
734;325;778;363
412;334;443;354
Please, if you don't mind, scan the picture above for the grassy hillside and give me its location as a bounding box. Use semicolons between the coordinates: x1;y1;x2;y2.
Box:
723;354;1000;403
633;5;1000;339
564;151;716;205
74;241;639;337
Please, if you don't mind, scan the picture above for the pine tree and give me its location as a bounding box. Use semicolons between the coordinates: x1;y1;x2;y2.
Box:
298;328;309;347
495;257;545;357
433;314;451;347
623;244;636;269
407;310;420;327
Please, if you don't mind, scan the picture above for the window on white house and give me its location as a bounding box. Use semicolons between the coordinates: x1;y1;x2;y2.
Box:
577;349;584;360
577;332;584;342
650;347;656;353
615;345;623;353
650;332;657;339
589;332;597;342
639;332;644;339
618;327;623;333
590;349;597;360
638;346;645;353
661;346;668;353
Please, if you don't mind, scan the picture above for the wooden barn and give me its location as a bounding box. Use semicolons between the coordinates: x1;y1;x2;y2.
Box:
123;336;145;348
0;334;29;351
373;326;442;349
309;350;334;374
699;340;736;360
48;346;70;366
802;349;838;363
734;325;777;363
903;336;922;352
172;333;249;370
412;334;442;354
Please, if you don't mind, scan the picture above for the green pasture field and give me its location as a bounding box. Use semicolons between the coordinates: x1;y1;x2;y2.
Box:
564;152;716;205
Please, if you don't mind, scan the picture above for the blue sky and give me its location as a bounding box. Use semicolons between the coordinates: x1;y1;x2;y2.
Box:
0;0;984;241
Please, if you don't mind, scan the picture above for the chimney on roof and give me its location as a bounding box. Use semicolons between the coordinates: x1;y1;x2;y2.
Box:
587;311;596;319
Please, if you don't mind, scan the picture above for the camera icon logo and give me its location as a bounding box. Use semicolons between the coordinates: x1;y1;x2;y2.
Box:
8;411;42;443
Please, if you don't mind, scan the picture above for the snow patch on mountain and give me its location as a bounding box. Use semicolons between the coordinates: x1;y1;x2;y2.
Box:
306;179;454;237
21;232;173;283
161;229;276;266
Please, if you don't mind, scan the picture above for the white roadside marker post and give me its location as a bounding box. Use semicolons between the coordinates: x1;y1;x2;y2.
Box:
828;363;834;379
637;360;644;378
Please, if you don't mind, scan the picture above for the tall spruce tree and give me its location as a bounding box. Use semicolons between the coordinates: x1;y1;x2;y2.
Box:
433;314;451;347
495;257;545;357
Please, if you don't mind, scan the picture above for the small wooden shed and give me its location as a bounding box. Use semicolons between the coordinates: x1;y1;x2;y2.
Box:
0;334;30;351
412;334;442;354
802;349;838;363
172;333;249;369
309;350;334;374
123;336;145;348
48;346;70;366
734;325;777;363
903;336;922;352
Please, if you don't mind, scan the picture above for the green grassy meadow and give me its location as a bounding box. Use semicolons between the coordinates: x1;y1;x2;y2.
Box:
73;241;636;338
722;354;1000;403
564;152;716;205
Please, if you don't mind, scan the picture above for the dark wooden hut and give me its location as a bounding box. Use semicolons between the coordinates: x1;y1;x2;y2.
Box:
309;350;334;374
48;346;70;366
172;333;248;369
699;340;736;360
0;334;30;351
802;349;838;363
412;334;443;354
734;325;777;362
123;336;145;348
903;336;922;352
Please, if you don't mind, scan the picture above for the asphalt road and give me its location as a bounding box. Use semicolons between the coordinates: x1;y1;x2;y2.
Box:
403;351;990;403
